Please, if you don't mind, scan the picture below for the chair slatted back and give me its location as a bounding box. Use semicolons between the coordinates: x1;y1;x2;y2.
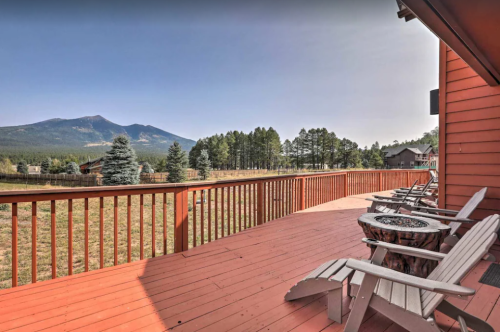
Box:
448;187;488;234
421;214;500;318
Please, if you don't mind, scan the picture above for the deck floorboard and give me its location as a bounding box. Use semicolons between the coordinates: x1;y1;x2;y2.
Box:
0;191;498;332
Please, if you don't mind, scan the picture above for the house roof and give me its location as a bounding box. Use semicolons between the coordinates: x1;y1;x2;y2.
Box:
79;156;104;167
383;144;433;158
397;0;500;86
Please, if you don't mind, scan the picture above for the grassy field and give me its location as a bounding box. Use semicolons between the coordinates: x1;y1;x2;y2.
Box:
0;182;257;289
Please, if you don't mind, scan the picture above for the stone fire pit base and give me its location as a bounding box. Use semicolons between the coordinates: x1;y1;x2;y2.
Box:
358;213;451;278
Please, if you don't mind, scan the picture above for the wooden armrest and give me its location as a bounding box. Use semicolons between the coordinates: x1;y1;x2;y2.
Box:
361;238;446;261
414;207;459;215
346;259;475;298
411;211;475;223
373;195;403;201
392;193;428;198
366;198;405;205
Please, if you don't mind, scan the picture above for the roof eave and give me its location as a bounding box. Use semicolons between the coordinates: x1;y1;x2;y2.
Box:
399;0;500;86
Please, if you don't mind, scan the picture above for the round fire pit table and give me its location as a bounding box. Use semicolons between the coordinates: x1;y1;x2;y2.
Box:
358;213;450;278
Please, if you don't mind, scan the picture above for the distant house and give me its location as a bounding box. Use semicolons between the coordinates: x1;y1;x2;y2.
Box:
80;157;105;174
11;165;41;174
383;144;436;169
80;157;144;174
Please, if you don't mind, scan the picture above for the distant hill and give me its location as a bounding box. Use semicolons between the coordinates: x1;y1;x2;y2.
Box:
0;115;196;153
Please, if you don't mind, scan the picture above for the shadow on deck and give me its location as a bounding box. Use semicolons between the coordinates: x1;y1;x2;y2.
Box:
0;192;499;331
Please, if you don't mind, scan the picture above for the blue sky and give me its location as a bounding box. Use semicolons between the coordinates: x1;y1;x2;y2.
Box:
0;0;438;147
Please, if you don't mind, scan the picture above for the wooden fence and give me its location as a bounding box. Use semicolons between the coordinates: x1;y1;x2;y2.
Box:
0;169;430;288
140;169;270;183
0;173;100;187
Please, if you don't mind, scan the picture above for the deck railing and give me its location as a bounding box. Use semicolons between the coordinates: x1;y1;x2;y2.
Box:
0;169;430;289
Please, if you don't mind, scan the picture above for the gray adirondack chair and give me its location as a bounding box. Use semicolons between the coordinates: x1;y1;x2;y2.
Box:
411;187;487;247
394;171;437;194
345;214;500;332
367;180;431;214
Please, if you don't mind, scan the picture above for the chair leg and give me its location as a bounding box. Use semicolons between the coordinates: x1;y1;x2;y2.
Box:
344;274;378;332
482;253;496;262
436;300;495;332
327;288;343;323
444;234;460;247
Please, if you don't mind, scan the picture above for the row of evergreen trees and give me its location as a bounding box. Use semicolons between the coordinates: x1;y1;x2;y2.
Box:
101;136;210;185
189;126;438;171
189;127;383;170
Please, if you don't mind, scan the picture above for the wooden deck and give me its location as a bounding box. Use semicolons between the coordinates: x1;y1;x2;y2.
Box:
0;191;499;332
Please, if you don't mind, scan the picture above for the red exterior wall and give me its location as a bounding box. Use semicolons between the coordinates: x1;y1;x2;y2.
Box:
439;41;500;226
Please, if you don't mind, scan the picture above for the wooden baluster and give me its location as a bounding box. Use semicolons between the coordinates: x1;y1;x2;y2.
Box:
163;193;167;255
32;202;37;283
12;203;18;287
100;197;104;269
281;180;284;217
265;182;269;222
68;199;73;275
201;190;205;244
227;187;231;235
221;188;224;237
114;196;118;265
321;177;324;204
208;189;212;242
272;181;275;220
275;181;279;218
283;180;287;216
152;193;156;257
244;185;247;229
193;191;197;247
233;186;236;234
238;186;241;231
127;195;131;262
289;179;292;215
85;198;89;271
140;194;144;260
215;188;219;239
253;183;257;226
279;180;282;217
262;182;266;223
313;178;316;206
51;200;56;278
247;185;251;227
277;181;281;218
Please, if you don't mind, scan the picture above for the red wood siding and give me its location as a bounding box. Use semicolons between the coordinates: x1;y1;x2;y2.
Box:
439;41;500;225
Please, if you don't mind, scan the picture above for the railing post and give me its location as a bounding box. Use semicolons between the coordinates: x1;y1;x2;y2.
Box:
257;182;264;225
407;171;410;187
344;173;348;197
299;177;306;211
174;186;189;252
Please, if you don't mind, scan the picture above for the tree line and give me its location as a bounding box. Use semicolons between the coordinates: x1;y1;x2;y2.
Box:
0;126;439;185
188;127;389;171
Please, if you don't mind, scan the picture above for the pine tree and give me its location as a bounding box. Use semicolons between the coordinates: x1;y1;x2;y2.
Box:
166;141;188;183
0;158;15;174
141;162;154;174
66;162;81;174
369;153;384;169
196;149;211;180
41;157;52;174
17;160;28;174
102;135;140;186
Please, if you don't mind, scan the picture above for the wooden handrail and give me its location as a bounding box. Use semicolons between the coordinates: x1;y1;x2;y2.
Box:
0;169;430;289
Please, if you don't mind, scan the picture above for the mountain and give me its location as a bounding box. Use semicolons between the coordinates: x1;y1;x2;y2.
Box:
0;115;196;152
